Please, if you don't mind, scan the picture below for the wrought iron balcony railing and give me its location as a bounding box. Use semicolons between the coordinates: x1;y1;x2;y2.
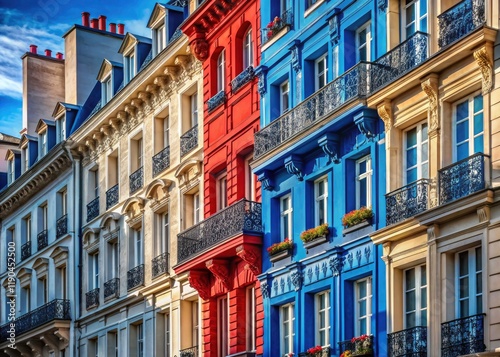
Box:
153;146;170;177
0;299;70;340
388;326;427;357
207;90;226;112
106;184;119;209
338;335;374;355
127;264;145;290
178;199;262;263
255;62;369;158
386;179;430;226
37;229;48;251
261;9;293;45
438;153;489;205
179;345;198;357
85;288;99;309
56;214;68;238
104;278;120;300
298;346;330;357
87;196;99;222
180;125;198;157
130;166;144;194
438;0;485;48
21;241;31;261
231;66;255;93
152;252;169;278
441;313;486;357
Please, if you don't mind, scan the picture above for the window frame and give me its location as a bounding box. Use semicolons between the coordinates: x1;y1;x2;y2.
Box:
246;286;256;351
125;50;136;83
403;264;427;328
355;155;372;209
455;246;483;318
452;93;484;162
280;194;292;240
216;171;228;211
355;277;372;336
155;23;166;55
401;0;428;40
89;251;99;290
280;303;295;356
217;49;226;93
314;176;328;226
314;54;328;91
280;80;290;114
190;92;198;128
243;28;253;69
404;122;429;184
355;21;372;62
315;290;331;347
218;295;229;357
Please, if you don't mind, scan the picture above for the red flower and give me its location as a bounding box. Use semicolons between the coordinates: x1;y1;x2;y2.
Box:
267;30;273;38
307;346;323;355
267;22;274;28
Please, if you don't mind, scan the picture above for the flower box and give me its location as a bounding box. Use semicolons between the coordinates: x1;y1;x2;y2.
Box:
269;248;291;263
303;234;328;250
342;219;372;235
300;224;329;243
342;207;373;228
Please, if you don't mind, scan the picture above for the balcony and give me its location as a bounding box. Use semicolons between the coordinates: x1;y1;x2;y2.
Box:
261;9;293;45
339;335;374;355
441;313;486;357
127;264;145;290
179;345;198;357
85;288;99;310
180;125;198;157
130;167;144;194
87;196;99;222
386;179;430;226
153;146;170;177
388;326;427;357
37;229;48;251
0;299;70;340
178;199;262;263
21;241;31;261
231;66;255;93
152;252;169;278
104;278;120;300
207;90;226;112
56;214;68;238
438;0;485;48
438;153;489;205
106;184;119;209
254;62;369;159
298;346;330;357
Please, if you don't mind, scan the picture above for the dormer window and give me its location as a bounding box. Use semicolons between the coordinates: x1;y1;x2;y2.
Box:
154;23;165;55
22;147;29;173
57;115;66;142
8;159;15;185
102;75;113;104
40;131;47;157
125;51;136;83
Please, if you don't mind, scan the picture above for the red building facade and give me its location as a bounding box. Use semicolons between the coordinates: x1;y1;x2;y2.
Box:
174;1;262;357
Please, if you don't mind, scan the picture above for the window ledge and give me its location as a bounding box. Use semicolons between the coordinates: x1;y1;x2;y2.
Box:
261;26;290;52
269;248;292;263
304;0;326;18
342;219;372;235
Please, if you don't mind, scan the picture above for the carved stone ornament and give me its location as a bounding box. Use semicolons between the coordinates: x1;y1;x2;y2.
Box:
318;134;340;164
329;256;343;276
377;0;387;11
257;170;274;191
421;76;439;132
188;271;211;300
206;259;232;291
377;100;392;132
291;270;303;291
473;47;493;95
236;244;261;276
189;37;209;62
285;155;304;181
260;281;270;299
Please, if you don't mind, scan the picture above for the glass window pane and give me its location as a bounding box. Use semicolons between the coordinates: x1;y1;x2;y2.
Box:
407;168;417;184
407;128;417;147
456;121;469;142
457;143;468;161
421;265;427;285
474;95;483;113
459;277;469;298
475;247;482;271
459;252;469;275
406;312;416;328
474;112;484;135
474;136;484;154
421;287;427;308
456;101;469;120
406;5;416;22
407;147;417;167
460;300;469;318
406;269;416;289
406;291;416;311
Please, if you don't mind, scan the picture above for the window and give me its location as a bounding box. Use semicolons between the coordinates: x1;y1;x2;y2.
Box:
454;94;484;161
21;286;30;313
404;265;427;328
218;295;229;357
246;286;256;351
355;277;372;336
8;159;15;184
216;171;228;211
405;123;428;184
125;52;135;83
155;23;165;54
163;117;170;148
332;46;339;79
356;156;372;208
245;156;256;201
401;0;428;39
107;331;119;357
315;54;328;90
243;29;253;69
191;92;198;127
194;193;201;225
217;50;225;92
316;290;331;346
184;191;201;229
280;195;292;240
134;137;143;170
89;252;99;289
192;300;199;347
39;202;48;232
57;266;67;300
281;303;295;355
280;0;287;12
108;241;119;279
133;228;143;267
22;147;29;172
23;215;32;245
58;188;68;218
88;337;98;357
40;131;47;157
37;276;48;305
456;247;482;318
90;167;99;200
356;22;371;62
137;323;144;357
280;80;290;114
102;75;113;104
314;177;328;226
164;313;171;357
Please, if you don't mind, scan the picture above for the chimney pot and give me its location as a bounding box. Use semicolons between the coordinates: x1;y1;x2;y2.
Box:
98;15;107;31
29;44;38;54
90;18;98;29
56;52;63;60
45;49;52;57
82;12;90;26
117;23;125;35
109;23;117;33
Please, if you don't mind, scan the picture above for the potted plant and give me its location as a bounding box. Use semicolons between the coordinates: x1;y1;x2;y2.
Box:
342;334;373;356
342;207;373;229
300;223;329;249
265;16;283;40
267;238;293;262
306;346;323;357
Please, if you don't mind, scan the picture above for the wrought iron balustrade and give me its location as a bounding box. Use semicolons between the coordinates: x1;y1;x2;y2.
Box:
261;9;293;45
153;146;170;177
85;288;99;309
386;179;430;225
130;166;144;194
152;252;169;278
87;196;99;222
207;90;226;112
127;264;145;290
37;229;48;251
104;278;120;300
21;241;31;261
178;199;262;263
438;0;485;48
441;313;486;357
438;153;489;205
179;345;198;357
388;326;427;357
169;28;183;43
180;125;198;157
231;66;255;93
255;62;369;158
339;335;374;355
106;184;119;209
298;346;330;357
0;299;70;339
56;214;68;238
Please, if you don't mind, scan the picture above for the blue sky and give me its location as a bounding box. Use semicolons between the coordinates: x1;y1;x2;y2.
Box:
0;0;155;137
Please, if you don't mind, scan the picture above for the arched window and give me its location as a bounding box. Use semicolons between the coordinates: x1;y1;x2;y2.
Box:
217;49;225;92
243;29;253;69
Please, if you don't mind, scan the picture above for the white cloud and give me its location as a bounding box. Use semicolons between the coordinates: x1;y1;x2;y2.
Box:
119;8;151;38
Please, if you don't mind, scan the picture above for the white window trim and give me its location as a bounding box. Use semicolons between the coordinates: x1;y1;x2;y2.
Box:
280;303;295;355
125;49;136;83
155;23;166;55
245;156;256;201
316;290;331;346
193;192;201;225
314;176;328;226
314;54;328;91
355;277;372;336
455;246;483;318
280;80;290;114
243;29;253;69
191;92;199;128
355;21;372;62
133;228;143;267
89;252;99;290
401;0;428;40
218;295;229;357
216;171;228;211
452;92;484;162
217;50;226;92
356;156;372;209
403;122;429;184
280;194;292;240
403;264;427;328
246;286;256;351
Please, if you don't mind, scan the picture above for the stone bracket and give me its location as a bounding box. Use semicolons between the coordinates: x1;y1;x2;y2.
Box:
318;133;340;164
206;258;232;291
285;155;304;181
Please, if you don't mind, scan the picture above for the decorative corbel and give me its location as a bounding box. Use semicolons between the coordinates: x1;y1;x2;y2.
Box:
473;46;493;95
146;84;159;96
164;65;180;81
109;118;121;132
329;256;344;276
289;40;302;73
236;244;261;276
290;269;303;291
255;65;268;97
138;91;151;105
131;98;144;109
257;170;274;191
354;109;377;140
85;138;96;151
328;8;341;45
189;35;209;62
117;111;128;122
477;206;490;223
285;155;304;181
154;75;169;89
188;270;211;300
421;74;439;132
206;258;232;291
92;131;102;143
377;100;392;132
175;55;191;72
427;224;439;242
377;0;388;11
124;104;136;116
318;133;340;164
100;125;112;137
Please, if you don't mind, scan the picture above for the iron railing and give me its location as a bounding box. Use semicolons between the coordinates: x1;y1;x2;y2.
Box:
438;0;485;48
441;314;486;357
179;346;198;357
231;66;255;93
130;167;144;194
37;229;48;251
152;252;169;278
85;288;99;309
127;264;145;290
261;9;293;45
106;184;119;209
0;299;70;340
207;90;226;112
180;125;198;157
438;153;489;205
21;241;31;261
104;278;120;300
386;179;430;225
298;346;330;357
388;326;427;357
87;196;99;222
338;335;374;355
56;214;68;238
153;146;171;177
177;199;262;263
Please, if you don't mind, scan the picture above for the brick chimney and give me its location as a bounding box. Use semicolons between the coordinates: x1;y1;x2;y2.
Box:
82;12;90;26
109;23;116;33
56;52;63;60
98;15;106;31
117;23;125;34
30;44;37;54
90;18;98;29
